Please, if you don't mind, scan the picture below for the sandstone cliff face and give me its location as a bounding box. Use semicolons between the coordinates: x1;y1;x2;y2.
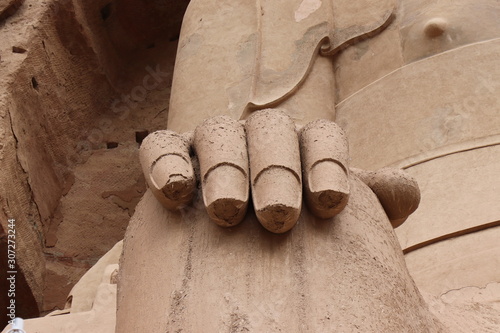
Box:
0;0;188;322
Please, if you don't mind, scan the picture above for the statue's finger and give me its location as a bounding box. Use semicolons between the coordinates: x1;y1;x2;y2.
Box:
353;168;420;228
139;130;196;210
245;110;302;233
300;120;350;219
194;116;249;227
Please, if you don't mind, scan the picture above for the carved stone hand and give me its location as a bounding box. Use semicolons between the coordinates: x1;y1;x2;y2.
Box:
140;110;419;233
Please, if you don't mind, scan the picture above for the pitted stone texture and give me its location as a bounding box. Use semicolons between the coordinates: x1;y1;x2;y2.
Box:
140;130;196;210
116;177;445;332
300;119;350;219
246;110;302;233
353;168;420;228
0;0;23;22
194;116;249;227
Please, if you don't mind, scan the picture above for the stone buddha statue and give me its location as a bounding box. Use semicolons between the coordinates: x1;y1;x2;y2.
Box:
115;0;443;332
167;0;396;132
5;0;499;332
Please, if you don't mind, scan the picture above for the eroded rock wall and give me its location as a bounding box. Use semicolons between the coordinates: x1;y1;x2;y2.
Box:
0;0;188;321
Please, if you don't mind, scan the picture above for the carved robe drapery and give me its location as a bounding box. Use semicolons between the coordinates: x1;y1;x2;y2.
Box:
168;0;394;132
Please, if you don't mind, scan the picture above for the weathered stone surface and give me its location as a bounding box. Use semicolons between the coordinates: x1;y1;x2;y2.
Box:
300;119;350;219
116;178;443;332
337;38;500;170
0;0;186;322
0;0;24;23
396;144;500;252
168;0;395;132
194;116;249;227
353;168;420;228
334;4;500;322
1;0;500;332
405;225;500;297
2;261;118;333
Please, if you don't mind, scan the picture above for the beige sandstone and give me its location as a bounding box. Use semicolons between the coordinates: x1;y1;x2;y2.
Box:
141;109;418;234
1;0;499;332
116;177;442;332
168;0;395;132
120;0;500;330
117;0;439;331
353;168;420;228
194;116;249;227
245;110;303;233
333;1;500;307
140;130;195;211
3;259;119;333
0;0;187;322
299;119;350;220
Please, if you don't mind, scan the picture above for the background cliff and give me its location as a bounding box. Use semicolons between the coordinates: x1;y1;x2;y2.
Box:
0;0;188;325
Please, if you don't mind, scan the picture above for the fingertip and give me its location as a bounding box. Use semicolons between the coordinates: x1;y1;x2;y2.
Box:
202;165;249;227
300;120;350;220
149;157;196;210
194;116;250;227
140;130;196;210
356;168;421;228
252;168;301;233
305;161;350;219
207;198;248;227
256;203;301;233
